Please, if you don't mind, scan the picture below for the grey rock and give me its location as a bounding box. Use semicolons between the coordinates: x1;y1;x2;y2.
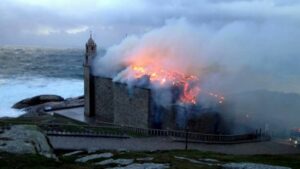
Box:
108;163;169;169
136;157;154;161
87;148;98;154
63;150;84;157
13;95;64;109
75;152;113;163
200;158;219;163
0;125;55;159
223;163;291;169
20;97;84;117
65;95;84;100
95;158;134;166
175;156;220;166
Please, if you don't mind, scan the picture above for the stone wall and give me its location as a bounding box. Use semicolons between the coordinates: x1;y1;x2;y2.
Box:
113;83;151;128
161;105;176;130
84;66;93;116
149;103;176;129
90;76;225;133
187;112;228;134
93;77;114;123
93;76;151;128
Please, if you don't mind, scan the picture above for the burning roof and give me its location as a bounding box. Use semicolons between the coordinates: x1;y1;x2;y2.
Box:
116;64;224;106
93;19;225;108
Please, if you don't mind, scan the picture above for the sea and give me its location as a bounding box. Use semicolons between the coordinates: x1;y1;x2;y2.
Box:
0;46;86;117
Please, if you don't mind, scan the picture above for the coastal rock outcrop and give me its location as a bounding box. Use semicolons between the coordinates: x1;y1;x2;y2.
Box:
12;95;84;117
12;95;64;109
0;125;55;158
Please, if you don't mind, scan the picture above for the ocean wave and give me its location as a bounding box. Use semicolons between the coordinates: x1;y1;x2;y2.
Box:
0;47;84;79
0;76;83;117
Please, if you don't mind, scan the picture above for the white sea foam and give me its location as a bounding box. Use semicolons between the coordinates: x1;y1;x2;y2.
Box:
0;76;83;117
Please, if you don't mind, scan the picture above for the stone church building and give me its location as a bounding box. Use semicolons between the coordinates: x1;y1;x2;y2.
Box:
83;36;227;133
84;35;157;129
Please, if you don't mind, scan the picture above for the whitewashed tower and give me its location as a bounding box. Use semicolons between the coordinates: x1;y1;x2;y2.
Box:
84;33;97;117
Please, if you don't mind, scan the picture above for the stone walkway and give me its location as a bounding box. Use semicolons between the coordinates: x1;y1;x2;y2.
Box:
48;136;300;155
48;107;94;123
60;150;292;169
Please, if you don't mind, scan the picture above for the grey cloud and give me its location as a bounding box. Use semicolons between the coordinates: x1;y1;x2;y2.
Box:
0;0;300;48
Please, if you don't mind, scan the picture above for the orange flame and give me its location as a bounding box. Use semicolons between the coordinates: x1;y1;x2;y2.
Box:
128;65;224;105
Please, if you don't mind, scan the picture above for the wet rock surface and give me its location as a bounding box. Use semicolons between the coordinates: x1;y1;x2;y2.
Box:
0;125;55;158
13;95;64;109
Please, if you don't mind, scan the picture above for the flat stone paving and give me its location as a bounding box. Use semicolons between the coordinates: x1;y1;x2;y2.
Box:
48;107;96;124
75;152;113;163
48;136;300;155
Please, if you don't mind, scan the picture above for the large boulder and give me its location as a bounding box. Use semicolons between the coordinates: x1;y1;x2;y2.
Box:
0;125;55;158
13;95;64;109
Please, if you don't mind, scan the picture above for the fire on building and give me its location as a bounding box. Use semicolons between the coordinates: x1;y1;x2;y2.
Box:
84;35;232;134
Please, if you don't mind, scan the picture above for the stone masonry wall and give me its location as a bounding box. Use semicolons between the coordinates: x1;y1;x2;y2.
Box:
84;66;91;116
93;77;114;123
113;83;151;128
93;76;151;127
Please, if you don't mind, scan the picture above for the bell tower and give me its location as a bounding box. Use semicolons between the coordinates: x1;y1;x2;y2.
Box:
84;33;97;117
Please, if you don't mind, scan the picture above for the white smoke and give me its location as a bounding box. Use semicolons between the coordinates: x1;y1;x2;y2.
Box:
93;18;300;134
93;18;300;94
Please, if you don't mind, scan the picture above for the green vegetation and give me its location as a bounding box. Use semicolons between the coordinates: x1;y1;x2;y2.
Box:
0;114;85;126
0;152;95;169
1;150;299;169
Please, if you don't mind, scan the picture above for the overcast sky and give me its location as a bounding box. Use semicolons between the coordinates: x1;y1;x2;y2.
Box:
0;0;300;48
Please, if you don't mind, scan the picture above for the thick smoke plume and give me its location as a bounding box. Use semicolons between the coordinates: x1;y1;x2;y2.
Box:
94;19;212;79
93;18;300;134
94;18;300;93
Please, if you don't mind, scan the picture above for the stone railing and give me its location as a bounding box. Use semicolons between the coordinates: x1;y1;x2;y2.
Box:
45;130;129;138
117;125;270;143
43;123;269;143
0;121;270;143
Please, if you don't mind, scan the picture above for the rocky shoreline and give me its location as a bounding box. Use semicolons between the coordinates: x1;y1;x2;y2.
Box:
11;94;84;117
